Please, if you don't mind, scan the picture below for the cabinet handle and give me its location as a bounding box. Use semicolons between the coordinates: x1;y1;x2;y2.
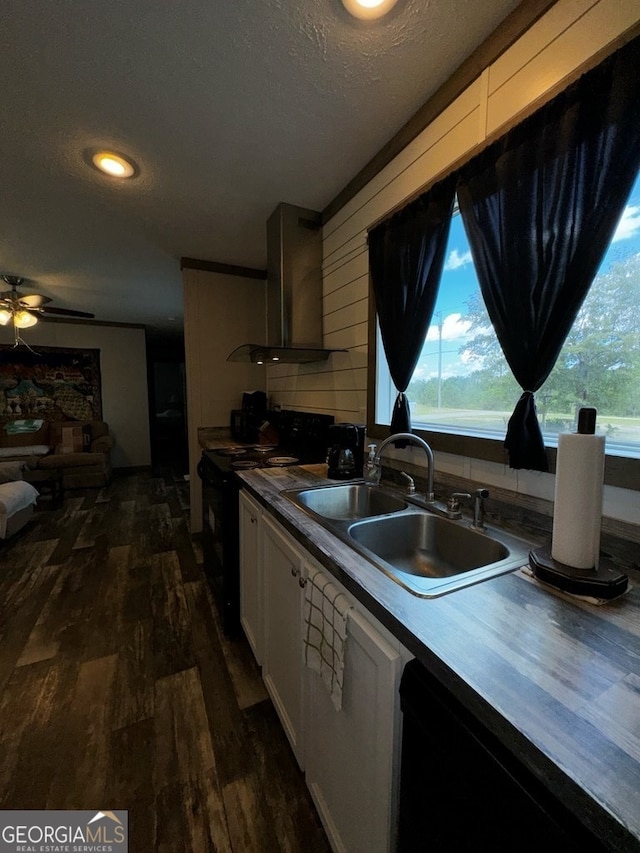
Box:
291;566;299;578
298;577;307;589
250;516;257;524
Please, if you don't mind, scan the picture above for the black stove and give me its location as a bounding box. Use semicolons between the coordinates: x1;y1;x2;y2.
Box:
197;410;334;636
201;409;334;476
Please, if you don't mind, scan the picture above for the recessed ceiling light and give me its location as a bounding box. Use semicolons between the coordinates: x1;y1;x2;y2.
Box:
341;0;398;20
91;150;136;178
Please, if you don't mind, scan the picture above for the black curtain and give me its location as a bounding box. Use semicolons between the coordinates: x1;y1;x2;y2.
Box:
457;34;640;470
369;174;456;434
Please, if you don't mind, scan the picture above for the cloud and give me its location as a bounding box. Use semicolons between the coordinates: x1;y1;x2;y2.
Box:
444;248;473;270
460;347;482;366
425;312;471;342
412;364;429;380
414;363;474;381
612;204;640;242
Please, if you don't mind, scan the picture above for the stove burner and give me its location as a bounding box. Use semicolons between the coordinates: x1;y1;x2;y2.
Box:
216;447;247;456
266;456;300;467
231;460;261;470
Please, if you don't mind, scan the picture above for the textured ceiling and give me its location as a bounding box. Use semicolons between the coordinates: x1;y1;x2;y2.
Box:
0;0;524;337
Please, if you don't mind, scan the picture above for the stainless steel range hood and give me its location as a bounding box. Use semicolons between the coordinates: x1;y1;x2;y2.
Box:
227;203;342;364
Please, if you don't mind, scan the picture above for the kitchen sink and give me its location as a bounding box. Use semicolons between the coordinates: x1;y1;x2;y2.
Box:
346;511;530;597
286;483;408;520
282;483;531;598
348;512;508;577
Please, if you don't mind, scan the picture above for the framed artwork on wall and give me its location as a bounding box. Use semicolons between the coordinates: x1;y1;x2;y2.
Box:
0;345;102;423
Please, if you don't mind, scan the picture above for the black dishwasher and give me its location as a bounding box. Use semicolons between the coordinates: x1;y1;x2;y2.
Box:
398;659;607;853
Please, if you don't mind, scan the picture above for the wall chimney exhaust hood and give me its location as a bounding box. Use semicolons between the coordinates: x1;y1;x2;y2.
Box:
227;202;344;364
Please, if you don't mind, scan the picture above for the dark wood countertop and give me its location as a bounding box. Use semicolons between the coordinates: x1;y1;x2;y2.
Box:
197;427;234;449
237;465;640;853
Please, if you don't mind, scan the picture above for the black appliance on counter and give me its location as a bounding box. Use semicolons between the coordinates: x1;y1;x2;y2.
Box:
326;423;366;479
229;390;268;443
242;390;267;413
197;409;334;637
230;410;259;443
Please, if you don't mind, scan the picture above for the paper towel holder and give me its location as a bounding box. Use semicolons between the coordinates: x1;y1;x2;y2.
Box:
529;546;628;600
529;407;629;600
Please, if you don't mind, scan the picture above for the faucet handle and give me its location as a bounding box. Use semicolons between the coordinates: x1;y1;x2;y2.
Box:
446;491;471;517
448;491;471;509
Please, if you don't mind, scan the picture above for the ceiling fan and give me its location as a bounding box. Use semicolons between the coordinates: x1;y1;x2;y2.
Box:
0;275;95;349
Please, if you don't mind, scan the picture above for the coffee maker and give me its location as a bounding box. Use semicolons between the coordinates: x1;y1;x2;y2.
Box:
326;423;366;479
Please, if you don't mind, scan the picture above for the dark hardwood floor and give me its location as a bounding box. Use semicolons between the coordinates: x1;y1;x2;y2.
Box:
0;468;331;852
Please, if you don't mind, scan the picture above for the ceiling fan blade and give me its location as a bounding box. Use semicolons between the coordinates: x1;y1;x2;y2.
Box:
19;293;52;308
41;305;96;319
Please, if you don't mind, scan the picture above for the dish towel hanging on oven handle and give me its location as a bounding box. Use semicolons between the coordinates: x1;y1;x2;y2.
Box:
303;566;353;711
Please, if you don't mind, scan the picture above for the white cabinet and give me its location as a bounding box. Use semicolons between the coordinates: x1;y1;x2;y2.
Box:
304;556;405;853
256;507;409;852
262;513;307;769
239;490;264;664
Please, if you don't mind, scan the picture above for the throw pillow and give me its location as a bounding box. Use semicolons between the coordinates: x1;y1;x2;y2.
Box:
53;423;85;454
0;461;25;483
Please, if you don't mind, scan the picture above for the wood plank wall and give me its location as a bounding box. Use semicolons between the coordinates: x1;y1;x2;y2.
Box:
184;267;267;532
266;0;640;428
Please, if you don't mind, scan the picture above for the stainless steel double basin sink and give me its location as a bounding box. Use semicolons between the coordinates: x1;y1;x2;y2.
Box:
283;483;530;598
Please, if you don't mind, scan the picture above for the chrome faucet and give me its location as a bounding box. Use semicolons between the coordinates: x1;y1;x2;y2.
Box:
367;432;435;503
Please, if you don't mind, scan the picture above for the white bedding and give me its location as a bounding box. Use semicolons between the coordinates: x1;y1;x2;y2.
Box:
0;444;50;458
0;481;39;538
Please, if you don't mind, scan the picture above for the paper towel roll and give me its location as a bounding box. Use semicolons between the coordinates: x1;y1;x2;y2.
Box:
551;433;605;569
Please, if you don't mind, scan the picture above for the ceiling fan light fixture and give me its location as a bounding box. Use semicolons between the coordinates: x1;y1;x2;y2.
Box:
341;0;398;19
14;309;38;329
1;277;92;351
91;150;136;178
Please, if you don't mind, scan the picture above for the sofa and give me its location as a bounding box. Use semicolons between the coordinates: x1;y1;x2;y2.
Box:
0;420;115;489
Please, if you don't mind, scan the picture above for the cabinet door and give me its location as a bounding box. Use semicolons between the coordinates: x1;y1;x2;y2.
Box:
239;490;263;664
305;598;404;853
262;515;306;768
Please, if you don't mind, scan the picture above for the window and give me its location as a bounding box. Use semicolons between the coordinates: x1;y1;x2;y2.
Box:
375;172;640;458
